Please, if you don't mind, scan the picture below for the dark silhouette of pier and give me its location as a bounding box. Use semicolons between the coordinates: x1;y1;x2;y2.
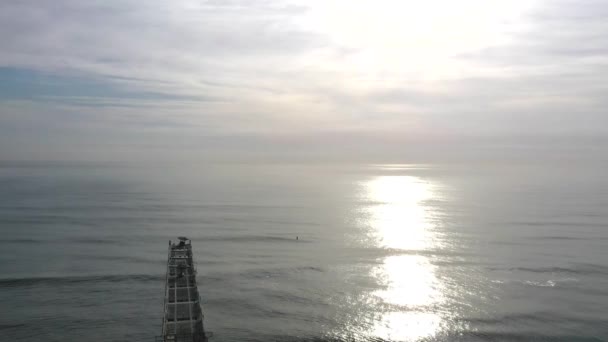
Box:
158;237;208;342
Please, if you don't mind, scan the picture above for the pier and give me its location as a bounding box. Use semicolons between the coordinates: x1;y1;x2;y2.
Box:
159;237;208;342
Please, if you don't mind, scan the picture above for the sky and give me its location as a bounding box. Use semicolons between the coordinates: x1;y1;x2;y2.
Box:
1;0;607;163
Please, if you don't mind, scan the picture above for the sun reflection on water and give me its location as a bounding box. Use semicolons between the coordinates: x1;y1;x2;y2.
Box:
364;176;436;251
363;175;445;341
372;311;442;342
373;255;442;307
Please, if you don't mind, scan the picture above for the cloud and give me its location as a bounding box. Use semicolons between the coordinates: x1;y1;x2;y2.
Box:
0;0;607;162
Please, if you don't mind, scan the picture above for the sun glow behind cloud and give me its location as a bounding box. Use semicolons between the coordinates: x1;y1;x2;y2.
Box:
300;0;537;81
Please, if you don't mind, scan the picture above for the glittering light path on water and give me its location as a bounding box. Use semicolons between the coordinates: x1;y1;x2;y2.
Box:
362;175;446;341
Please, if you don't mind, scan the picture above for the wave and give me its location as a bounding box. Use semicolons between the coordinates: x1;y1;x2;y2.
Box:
204;297;290;319
0;323;26;330
0;234;318;250
0;274;163;288
198;235;307;243
0;238;42;244
523;279;578;287
507;220;607;228
238;266;325;281
217;217;321;226
490;263;608;276
70;237;126;245
529;235;608;241
262;290;319;306
0;237;127;245
211;330;605;342
77;254;157;264
451;331;603;342
513;266;589;274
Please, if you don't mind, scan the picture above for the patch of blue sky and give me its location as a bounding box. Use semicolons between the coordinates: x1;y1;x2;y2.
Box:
0;67;213;106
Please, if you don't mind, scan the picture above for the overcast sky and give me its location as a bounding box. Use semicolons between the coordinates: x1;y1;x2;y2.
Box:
1;0;607;162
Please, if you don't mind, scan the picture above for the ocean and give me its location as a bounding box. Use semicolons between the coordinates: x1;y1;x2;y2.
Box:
0;162;606;341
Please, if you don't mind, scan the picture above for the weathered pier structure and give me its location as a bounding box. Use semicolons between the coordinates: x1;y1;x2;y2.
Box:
159;237;208;342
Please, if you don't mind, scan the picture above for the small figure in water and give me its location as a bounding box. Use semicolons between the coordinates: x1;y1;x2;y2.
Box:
296;236;299;240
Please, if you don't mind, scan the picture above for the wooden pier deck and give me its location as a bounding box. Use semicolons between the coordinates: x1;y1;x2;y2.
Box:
159;237;208;342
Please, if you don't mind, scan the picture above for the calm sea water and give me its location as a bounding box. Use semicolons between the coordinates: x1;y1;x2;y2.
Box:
0;162;606;342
